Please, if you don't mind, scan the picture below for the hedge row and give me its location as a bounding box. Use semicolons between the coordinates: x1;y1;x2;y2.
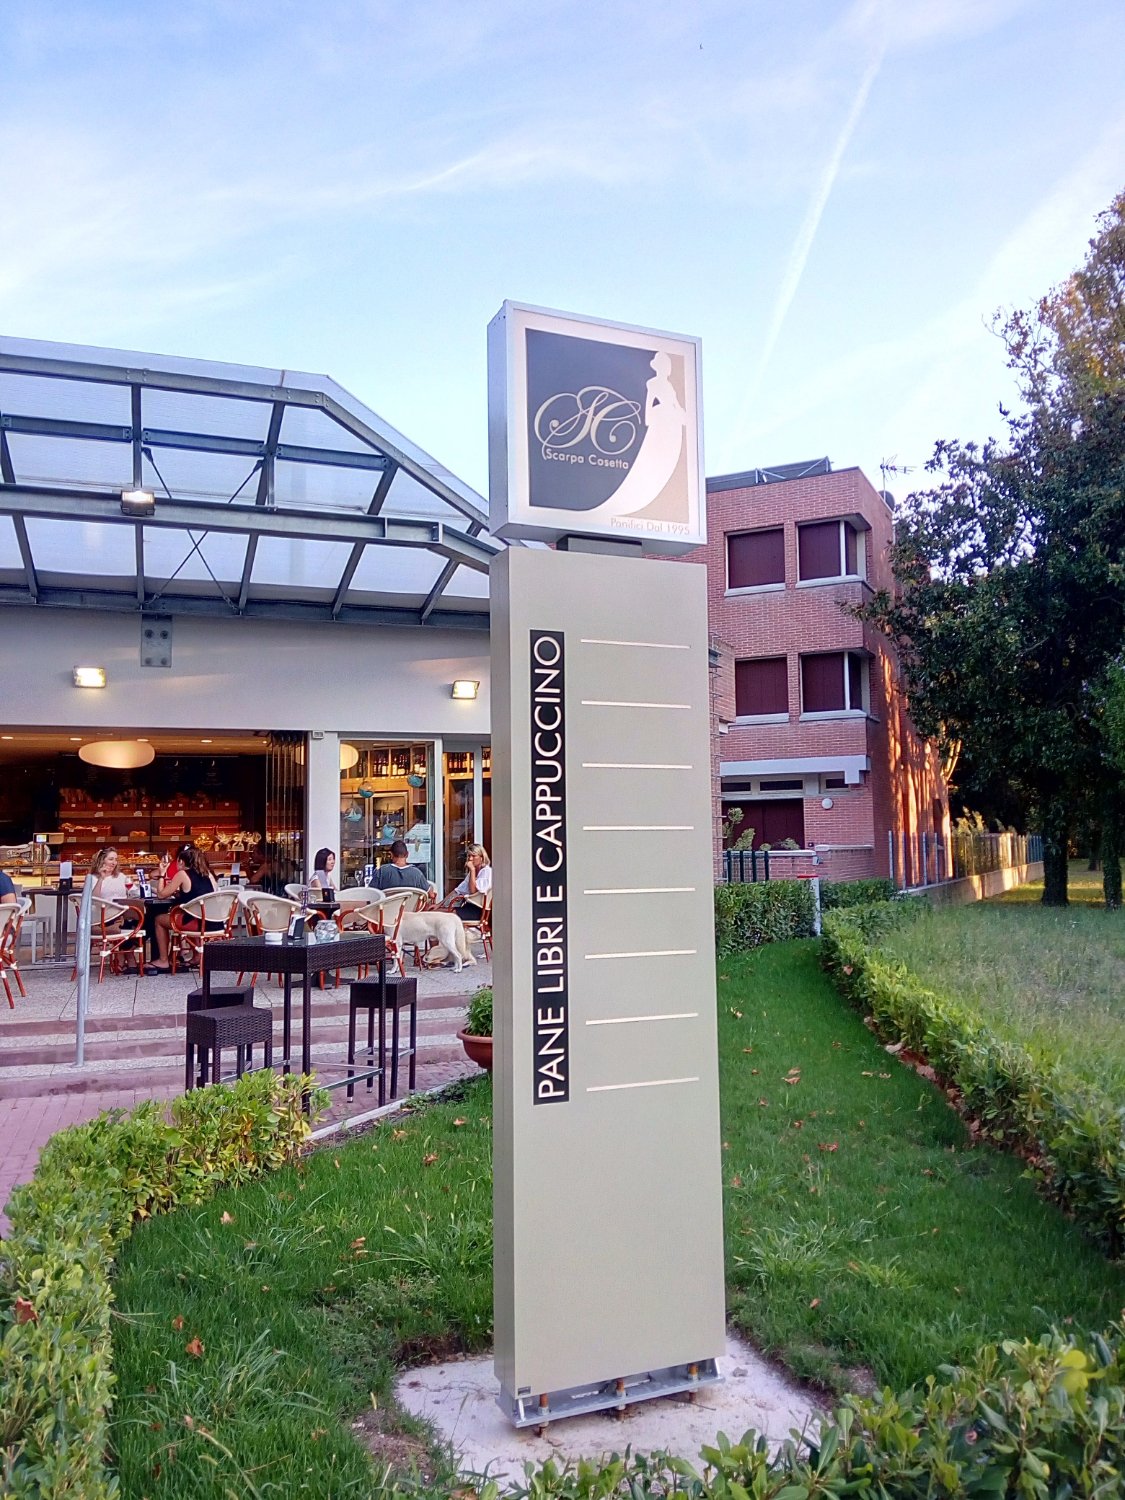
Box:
820;876;897;909
714;879;816;955
821;901;1125;1253
491;1323;1125;1497
0;1070;323;1498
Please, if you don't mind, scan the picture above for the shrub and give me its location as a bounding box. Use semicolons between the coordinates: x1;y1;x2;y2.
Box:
821;876;896;908
822;901;1125;1252
0;1069;324;1498
497;1321;1125;1498
713;879;816;956
465;983;493;1037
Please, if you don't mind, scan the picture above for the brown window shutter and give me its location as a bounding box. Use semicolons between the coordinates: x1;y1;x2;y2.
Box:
802;652;845;711
798;521;841;580
728;528;784;588
735;657;788;716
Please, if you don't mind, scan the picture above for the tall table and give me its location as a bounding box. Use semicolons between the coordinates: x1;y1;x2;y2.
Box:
202;933;385;1085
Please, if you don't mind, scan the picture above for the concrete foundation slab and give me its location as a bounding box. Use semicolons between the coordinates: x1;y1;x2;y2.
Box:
395;1334;823;1489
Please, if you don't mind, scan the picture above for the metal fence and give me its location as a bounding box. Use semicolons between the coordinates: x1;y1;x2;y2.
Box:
949;830;1043;880
722;848;773;883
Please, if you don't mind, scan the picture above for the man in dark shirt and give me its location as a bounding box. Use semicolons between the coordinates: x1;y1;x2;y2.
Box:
373;840;437;898
0;869;17;904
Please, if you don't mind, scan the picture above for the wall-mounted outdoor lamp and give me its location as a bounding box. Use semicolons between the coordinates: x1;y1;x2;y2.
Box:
451;680;479;700
72;666;107;688
120;488;156;516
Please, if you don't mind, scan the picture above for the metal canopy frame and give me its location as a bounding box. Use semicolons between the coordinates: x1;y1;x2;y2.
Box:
0;339;501;629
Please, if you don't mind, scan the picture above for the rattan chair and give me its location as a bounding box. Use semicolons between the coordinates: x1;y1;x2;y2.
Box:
0;898;29;1007
169;887;241;975
71;897;146;982
460;890;493;961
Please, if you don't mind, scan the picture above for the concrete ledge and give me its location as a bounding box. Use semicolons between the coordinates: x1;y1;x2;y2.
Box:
910;861;1043;906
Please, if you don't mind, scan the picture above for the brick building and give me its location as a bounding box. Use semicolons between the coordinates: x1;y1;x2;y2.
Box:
691;459;949;886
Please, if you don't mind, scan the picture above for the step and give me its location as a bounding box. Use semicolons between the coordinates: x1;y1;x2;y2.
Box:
0;1011;467;1069
0;1038;471;1099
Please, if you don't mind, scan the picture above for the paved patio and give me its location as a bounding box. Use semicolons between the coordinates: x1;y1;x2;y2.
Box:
1;951;489;1231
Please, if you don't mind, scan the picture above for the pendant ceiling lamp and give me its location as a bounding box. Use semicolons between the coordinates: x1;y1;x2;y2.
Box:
78;741;156;769
339;742;360;771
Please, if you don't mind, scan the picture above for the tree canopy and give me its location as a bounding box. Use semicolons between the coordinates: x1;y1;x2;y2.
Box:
865;192;1125;905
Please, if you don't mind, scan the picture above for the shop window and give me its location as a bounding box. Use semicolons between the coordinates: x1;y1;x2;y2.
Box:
801;652;868;714
727;527;784;589
734;656;788;717
798;519;865;582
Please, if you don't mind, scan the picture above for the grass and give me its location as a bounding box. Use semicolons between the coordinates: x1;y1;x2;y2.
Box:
877;860;1125;1093
110;942;1125;1496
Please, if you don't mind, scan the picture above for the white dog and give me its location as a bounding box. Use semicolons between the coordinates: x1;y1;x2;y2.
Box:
397;910;477;972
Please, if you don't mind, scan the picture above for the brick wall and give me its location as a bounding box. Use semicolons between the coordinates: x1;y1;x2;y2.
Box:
691;466;949;885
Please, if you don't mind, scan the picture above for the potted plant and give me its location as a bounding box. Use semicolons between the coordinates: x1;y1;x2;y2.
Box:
458;984;493;1072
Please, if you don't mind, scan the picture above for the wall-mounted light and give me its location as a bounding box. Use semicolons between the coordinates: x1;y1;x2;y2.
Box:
451;680;479;700
73;666;107;689
821;797;834;810
121;488;155;516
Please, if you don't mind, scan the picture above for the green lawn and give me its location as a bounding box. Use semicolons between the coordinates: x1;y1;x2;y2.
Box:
110;942;1125;1497
877;861;1125;1093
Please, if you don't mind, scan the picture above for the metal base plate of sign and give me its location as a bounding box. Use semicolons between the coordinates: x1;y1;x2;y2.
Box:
500;1358;723;1429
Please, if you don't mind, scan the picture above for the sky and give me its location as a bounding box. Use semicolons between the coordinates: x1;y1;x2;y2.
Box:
2;0;1124;505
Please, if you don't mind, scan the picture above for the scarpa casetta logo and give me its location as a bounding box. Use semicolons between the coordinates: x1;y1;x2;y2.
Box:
525;331;688;519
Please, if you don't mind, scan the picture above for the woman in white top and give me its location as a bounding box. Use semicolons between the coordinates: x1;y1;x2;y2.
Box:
92;847;132;904
309;849;336;891
446;845;491;914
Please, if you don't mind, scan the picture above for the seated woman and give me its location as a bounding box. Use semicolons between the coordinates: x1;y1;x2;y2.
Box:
91;848;133;921
309;848;337;893
149;844;219;973
444;845;491;914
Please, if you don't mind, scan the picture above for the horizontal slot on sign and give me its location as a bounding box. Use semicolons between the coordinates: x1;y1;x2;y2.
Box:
586;1012;698;1026
581;700;691;710
581;762;693;770
587;1076;700;1093
585;948;698;960
583;824;693;832
582;886;696;894
579;638;690;650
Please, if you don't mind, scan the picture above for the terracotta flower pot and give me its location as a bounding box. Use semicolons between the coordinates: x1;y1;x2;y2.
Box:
458;1029;493;1072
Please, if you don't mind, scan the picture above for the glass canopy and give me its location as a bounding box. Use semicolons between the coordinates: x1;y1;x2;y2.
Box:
0;335;499;628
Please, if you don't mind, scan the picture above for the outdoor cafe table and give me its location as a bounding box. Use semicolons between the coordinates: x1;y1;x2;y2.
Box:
201;932;386;1082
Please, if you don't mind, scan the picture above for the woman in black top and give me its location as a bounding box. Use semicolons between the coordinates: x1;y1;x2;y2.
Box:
150;845;219;972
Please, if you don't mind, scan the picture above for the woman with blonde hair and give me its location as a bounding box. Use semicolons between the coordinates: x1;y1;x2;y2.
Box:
92;847;131;904
446;844;491;914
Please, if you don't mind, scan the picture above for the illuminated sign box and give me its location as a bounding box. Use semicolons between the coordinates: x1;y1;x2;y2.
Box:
488;302;706;555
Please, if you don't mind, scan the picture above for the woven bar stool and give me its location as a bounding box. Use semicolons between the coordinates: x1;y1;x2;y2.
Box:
185;1005;273;1090
186;983;255;1013
347;974;417;1102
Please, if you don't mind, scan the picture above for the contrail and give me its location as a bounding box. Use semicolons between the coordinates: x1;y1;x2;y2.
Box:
736;35;887;442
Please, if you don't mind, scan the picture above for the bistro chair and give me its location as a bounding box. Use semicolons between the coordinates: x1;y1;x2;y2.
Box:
336;887;382;914
169;887;241;975
460;890;493;961
0;898;29;1006
70;897;146;983
236;892;303;987
364;891;420;977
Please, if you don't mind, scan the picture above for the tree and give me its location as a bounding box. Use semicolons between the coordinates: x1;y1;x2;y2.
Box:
864;193;1125;906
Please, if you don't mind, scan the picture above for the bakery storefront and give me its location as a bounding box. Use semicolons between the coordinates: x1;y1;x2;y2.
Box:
0;336;495;897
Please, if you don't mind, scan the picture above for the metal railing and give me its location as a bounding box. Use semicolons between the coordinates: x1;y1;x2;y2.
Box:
950;830;1043;880
722;848;772;883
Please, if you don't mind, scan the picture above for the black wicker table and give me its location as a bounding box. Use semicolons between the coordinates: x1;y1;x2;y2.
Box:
202;933;386;1081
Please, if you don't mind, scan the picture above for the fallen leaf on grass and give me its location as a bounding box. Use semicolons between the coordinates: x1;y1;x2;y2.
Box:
350;1237;366;1250
171;1315;184;1331
758;1098;769;1108
14;1298;37;1324
742;1047;753;1054
392;1129;407;1141
220;1211;234;1225
261;1285;270;1292
730;1175;742;1188
453;1118;467;1127
185;1338;204;1359
422;1153;439;1167
809;1298;821;1309
729;1007;743;1018
817;1142;838;1153
333;1158;340;1170
791;1119;804;1130
878;1072;891;1079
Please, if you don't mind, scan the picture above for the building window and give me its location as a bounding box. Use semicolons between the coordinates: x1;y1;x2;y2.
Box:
801;651;868;714
797;519;865;582
734;656;788;717
727;527;785;589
